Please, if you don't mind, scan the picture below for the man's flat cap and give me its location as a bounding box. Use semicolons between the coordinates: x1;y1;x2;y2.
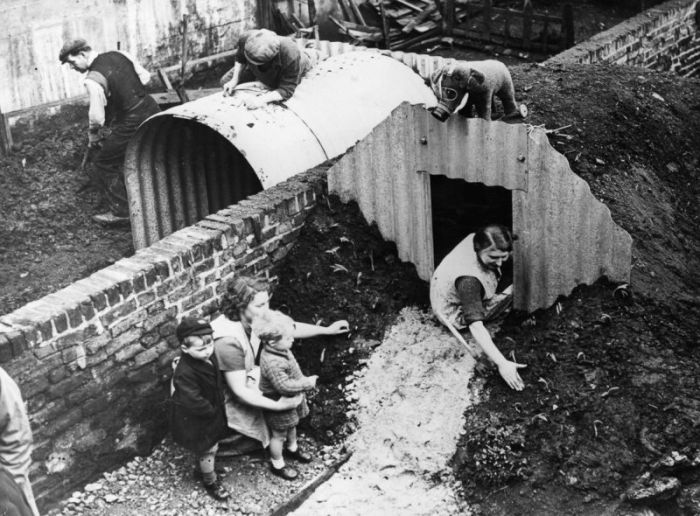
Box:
59;39;90;63
244;29;280;66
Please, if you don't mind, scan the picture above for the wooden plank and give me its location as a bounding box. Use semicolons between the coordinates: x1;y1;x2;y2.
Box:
258;0;275;28
159;49;237;75
308;0;317;24
482;0;492;42
0;110;13;156
562;3;575;49
402;3;438;33
391;26;441;49
522;1;533;51
157;68;174;91
338;0;358;23
443;0;456;35
177;15;190;103
490;6;562;24
394;0;424;13
349;0;368;25
380;1;392;49
452;27;551;52
269;454;352;516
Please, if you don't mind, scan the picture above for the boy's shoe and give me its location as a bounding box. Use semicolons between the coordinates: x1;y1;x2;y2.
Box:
270;464;298;481
203;479;231;501
284;447;313;463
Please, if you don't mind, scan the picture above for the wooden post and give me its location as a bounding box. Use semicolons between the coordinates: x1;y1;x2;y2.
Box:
0;109;13;156
542;18;549;53
522;1;533;51
504;10;511;41
562;3;575;49
177;14;190;103
308;0;317;26
482;0;492;43
257;0;275;29
443;0;455;36
379;1;392;49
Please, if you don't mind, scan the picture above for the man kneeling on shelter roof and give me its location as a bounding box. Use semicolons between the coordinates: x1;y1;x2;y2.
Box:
220;29;320;109
430;225;527;391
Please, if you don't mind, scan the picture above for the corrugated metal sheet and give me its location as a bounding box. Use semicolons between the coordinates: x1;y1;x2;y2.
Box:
512;127;632;311
328;103;632;313
125;51;437;249
1;0;251;113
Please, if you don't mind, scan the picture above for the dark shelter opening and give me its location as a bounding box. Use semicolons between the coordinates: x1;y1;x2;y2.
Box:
127;119;263;240
430;175;513;285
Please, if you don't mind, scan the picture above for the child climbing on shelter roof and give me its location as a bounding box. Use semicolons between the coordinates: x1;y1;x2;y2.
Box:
170;317;232;501
254;311;317;481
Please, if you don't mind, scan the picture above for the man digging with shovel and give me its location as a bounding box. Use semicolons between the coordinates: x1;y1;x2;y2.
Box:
60;39;160;226
431;224;527;391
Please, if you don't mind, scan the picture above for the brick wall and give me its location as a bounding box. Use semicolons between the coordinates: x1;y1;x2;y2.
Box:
0;167;328;509
548;0;700;77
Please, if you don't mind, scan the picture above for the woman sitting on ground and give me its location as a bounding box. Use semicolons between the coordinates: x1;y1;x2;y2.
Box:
211;276;349;458
430;224;527;391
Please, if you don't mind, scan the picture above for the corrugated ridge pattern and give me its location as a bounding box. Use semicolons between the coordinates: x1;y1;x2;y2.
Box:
328;103;632;312
124;118;262;249
513;128;632;311
126;49;438;249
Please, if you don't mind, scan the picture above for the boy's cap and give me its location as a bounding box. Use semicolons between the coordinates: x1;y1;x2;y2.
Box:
176;317;213;341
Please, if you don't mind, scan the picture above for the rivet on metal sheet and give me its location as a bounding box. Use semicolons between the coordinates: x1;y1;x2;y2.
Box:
518;155;526;162
420;137;428;145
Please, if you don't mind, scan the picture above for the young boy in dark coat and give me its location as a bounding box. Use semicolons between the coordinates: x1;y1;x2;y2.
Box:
171;317;231;500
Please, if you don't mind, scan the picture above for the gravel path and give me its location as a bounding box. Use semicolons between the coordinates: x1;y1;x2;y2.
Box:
48;436;346;516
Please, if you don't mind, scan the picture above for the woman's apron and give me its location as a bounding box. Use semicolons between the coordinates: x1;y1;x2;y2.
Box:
211;315;271;448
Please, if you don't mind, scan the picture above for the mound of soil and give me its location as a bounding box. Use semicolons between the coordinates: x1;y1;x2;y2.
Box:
272;195;428;443
453;63;700;514
0;105;132;315
511;63;700;301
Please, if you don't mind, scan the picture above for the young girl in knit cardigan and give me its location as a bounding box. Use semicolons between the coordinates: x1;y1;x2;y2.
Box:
253;311;317;480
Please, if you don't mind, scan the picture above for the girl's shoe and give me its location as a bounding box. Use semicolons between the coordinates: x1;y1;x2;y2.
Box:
284;447;313;463
203;479;231;501
270;464;298;481
193;466;226;480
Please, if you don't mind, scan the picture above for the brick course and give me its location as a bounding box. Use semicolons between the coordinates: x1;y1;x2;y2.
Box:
548;0;700;77
0;167;328;509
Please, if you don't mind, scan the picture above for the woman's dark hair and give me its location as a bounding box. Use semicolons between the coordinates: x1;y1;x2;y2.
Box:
219;276;269;321
473;225;515;253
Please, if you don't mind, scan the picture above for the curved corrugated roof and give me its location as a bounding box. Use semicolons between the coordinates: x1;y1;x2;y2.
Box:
124;51;437;248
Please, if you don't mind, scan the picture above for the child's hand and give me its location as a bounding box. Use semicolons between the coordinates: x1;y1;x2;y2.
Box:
325;320;350;335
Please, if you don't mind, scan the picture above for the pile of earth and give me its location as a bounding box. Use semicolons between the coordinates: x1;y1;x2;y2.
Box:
452;64;700;514
0;104;132;315
271;194;429;443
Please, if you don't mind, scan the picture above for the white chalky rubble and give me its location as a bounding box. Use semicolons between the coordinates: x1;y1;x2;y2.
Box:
291;307;481;516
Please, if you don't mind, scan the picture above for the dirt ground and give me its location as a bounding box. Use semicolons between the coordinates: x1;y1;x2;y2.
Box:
0;106;133;315
451;64;700;514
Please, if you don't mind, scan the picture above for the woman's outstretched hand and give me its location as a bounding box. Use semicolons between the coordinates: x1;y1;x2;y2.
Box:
325;320;350;335
497;360;527;391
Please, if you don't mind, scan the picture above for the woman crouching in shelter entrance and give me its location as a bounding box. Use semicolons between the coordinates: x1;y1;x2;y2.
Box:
220;29;320;110
430;225;527;391
211;276;349;479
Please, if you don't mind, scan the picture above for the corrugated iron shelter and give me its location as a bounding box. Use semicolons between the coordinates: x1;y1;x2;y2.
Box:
328;103;632;312
124;51;437;249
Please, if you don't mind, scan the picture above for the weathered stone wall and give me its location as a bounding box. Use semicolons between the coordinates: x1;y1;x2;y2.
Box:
0;168;328;509
548;0;700;77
